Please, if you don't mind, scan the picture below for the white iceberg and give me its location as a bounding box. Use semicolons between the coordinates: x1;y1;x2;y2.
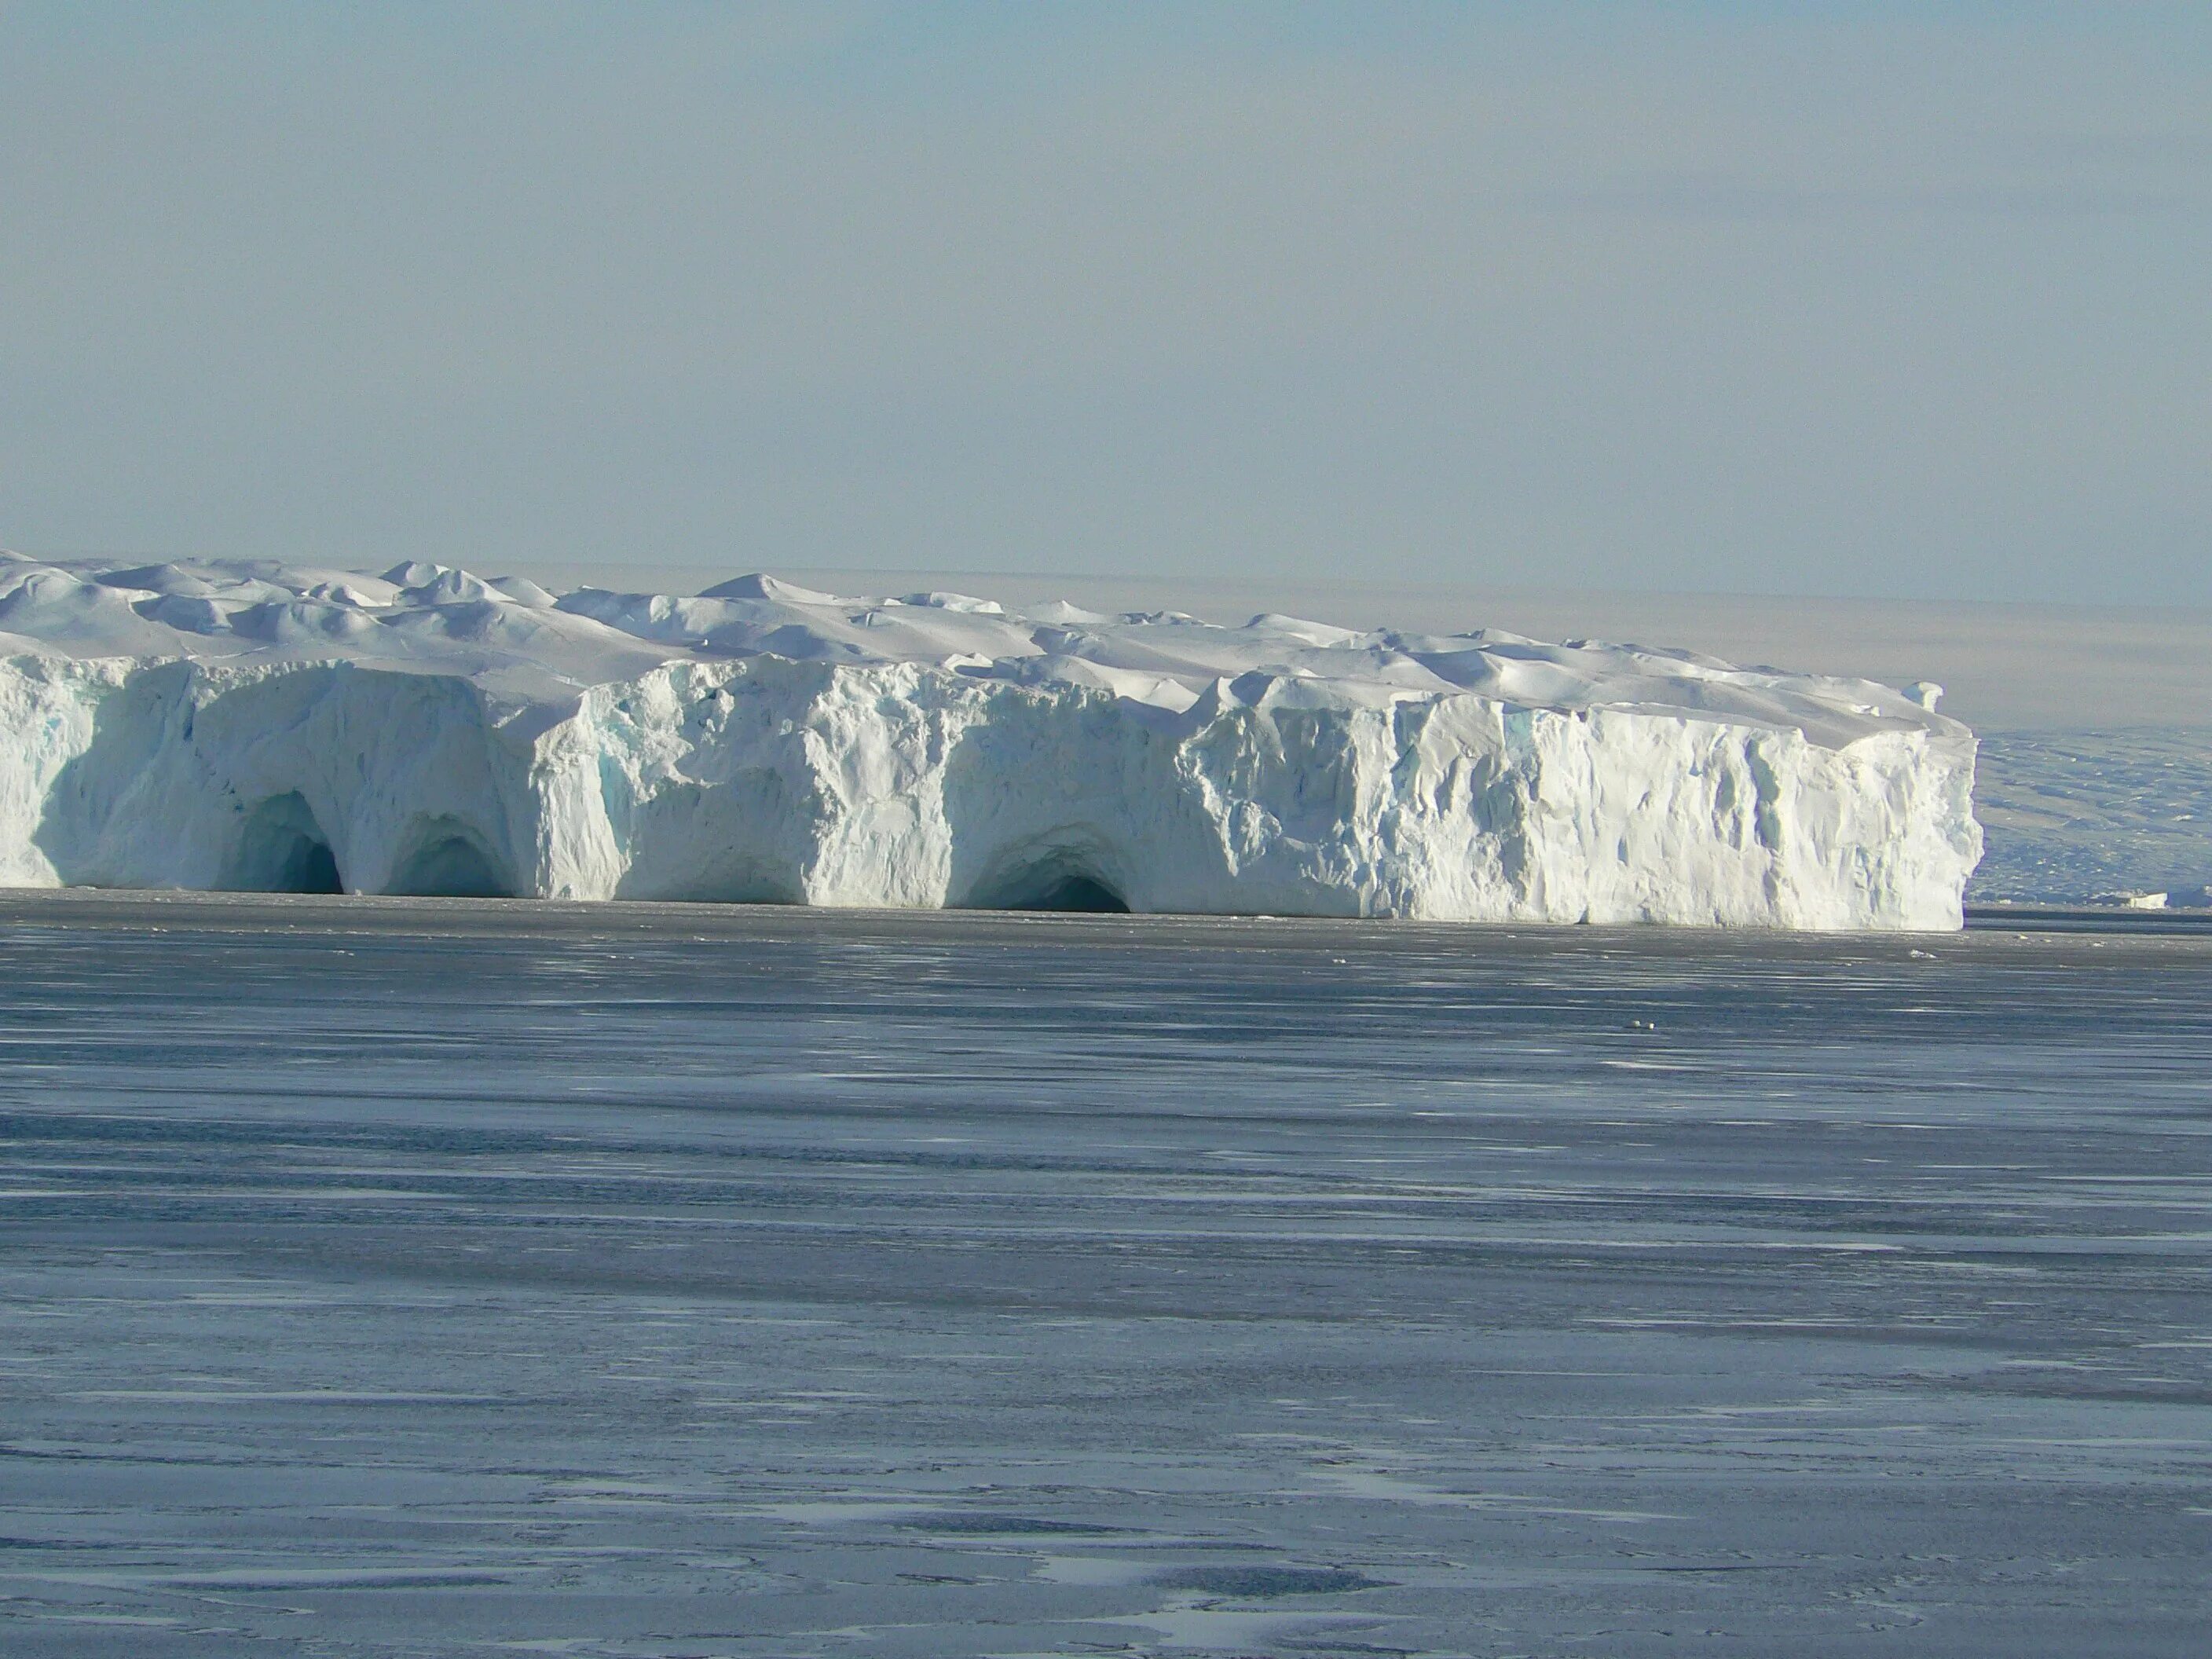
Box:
0;555;1981;928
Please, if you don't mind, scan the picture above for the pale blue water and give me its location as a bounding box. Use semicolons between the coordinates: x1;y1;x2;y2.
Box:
1;892;2208;1656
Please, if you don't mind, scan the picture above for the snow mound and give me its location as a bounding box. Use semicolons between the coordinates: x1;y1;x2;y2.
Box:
0;554;1981;927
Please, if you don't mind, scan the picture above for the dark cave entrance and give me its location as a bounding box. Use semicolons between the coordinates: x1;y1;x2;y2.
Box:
386;820;515;899
223;793;344;894
967;850;1132;914
1001;872;1130;913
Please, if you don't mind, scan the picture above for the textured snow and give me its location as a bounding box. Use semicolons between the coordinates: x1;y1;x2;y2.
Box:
0;554;1981;927
1968;727;2212;907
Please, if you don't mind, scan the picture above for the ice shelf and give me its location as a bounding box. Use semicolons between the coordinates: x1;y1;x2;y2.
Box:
0;555;1981;927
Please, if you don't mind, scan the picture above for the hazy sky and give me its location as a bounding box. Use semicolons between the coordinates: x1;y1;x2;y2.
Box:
3;2;2207;603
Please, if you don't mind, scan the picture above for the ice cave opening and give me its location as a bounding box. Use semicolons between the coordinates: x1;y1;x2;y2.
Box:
386;821;515;899
222;793;344;894
968;852;1133;914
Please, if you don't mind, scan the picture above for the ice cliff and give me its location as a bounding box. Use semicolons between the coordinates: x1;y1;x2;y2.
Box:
0;555;1981;928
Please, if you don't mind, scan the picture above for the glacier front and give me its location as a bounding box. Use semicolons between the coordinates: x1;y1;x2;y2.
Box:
0;555;1982;928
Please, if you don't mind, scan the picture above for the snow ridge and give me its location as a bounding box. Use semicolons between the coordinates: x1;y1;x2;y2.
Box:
0;555;1981;927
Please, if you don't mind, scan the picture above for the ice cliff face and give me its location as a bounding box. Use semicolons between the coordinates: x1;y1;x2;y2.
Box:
0;555;1981;928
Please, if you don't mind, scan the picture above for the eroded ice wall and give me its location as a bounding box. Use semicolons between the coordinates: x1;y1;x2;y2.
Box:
0;555;1982;928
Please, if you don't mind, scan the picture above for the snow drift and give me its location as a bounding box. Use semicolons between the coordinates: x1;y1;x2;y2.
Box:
0;555;1982;928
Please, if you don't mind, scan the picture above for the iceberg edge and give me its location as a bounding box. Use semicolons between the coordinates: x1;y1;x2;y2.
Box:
0;556;1982;929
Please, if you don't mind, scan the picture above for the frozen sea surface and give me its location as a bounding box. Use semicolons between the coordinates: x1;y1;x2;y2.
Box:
1;892;2209;1657
1972;728;2212;906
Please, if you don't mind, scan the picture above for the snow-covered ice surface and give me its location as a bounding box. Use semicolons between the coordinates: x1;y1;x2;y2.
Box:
2;892;2208;1657
1971;728;2212;907
0;554;1981;928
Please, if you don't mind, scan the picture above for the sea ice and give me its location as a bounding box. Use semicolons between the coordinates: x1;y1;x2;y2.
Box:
0;554;1981;927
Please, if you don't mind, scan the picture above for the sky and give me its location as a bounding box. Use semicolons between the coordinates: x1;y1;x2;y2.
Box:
2;2;2207;605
